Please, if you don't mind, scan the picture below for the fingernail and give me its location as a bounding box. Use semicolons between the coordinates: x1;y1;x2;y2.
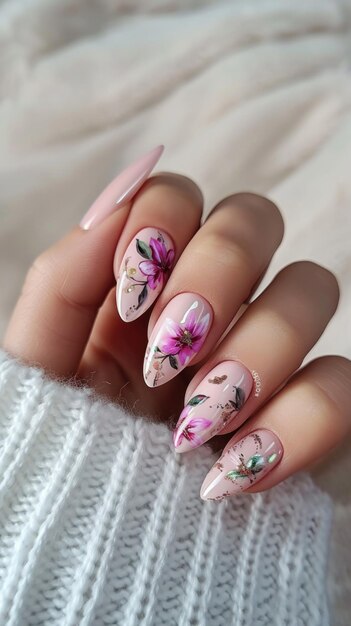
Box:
116;228;175;322
173;361;253;453
80;145;164;230
200;429;283;501
143;293;213;388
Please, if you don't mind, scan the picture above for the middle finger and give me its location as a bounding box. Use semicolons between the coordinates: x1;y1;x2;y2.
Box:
143;193;284;387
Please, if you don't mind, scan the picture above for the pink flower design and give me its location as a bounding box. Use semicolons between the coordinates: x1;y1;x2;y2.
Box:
173;405;212;448
139;237;174;290
161;310;210;366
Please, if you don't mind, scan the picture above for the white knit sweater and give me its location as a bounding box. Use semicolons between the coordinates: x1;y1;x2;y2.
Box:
0;350;333;626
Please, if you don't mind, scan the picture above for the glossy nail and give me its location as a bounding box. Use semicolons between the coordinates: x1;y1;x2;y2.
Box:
173;361;253;453
143;293;213;388
200;429;283;501
80;145;164;230
116;228;175;322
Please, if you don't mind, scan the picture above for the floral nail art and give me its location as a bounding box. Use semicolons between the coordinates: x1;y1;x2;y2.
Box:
173;396;211;448
200;430;283;501
116;228;174;322
144;294;212;388
173;361;253;453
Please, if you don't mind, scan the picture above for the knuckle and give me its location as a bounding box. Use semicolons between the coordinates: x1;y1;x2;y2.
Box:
22;250;56;296
310;354;351;381
281;261;340;305
198;231;253;273
146;172;203;211
209;192;284;246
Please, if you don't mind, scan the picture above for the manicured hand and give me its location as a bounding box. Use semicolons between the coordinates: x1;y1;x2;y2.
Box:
4;146;351;501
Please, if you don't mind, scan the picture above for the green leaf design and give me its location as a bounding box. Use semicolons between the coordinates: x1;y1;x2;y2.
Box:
246;454;264;473
226;470;246;481
267;453;277;464
136;284;148;309
188;394;209;406
229;387;245;411
169;355;178;370
234;387;246;410
136;239;152;259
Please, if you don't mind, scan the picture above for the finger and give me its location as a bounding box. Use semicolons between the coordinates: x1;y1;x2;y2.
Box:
4;173;201;379
78;287;186;417
3;146;165;376
3;209;130;377
80;145;164;230
173;261;339;451
114;173;203;321
143;193;284;388
79;174;203;395
200;355;351;500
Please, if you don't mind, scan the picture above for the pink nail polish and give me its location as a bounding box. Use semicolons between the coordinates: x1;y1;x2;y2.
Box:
173;361;253;453
143;293;213;388
200;429;283;501
116;228;175;322
80;145;164;230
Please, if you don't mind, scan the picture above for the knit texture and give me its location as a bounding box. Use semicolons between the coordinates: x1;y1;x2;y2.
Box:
0;351;332;626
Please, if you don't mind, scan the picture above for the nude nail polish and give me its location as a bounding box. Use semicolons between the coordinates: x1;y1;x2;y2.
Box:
143;293;213;388
80;145;164;230
116;228;175;322
173;361;253;453
200;429;283;501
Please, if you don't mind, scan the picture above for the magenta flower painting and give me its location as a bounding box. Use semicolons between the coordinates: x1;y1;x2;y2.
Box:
116;228;175;322
144;294;213;388
173;396;212;451
161;310;210;366
139;237;175;290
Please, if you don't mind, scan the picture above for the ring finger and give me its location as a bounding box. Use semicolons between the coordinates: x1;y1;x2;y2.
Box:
200;355;351;500
173;261;339;452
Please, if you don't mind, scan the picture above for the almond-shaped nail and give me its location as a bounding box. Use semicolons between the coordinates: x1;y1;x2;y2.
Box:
80;145;164;230
116;228;175;322
143;293;213;388
173;361;253;453
200;429;283;501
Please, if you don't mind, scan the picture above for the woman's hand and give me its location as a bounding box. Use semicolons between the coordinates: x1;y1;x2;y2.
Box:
4;147;351;501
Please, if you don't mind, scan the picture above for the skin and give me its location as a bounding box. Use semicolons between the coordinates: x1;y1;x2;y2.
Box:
3;173;351;496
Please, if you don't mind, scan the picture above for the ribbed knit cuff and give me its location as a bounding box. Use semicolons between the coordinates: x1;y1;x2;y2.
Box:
0;351;332;626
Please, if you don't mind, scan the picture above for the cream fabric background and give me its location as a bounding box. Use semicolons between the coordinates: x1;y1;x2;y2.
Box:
0;0;350;622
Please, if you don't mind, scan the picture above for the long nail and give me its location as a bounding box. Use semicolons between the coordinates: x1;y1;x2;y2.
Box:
116;228;175;322
173;361;253;453
200;429;283;501
143;293;213;388
80;145;164;230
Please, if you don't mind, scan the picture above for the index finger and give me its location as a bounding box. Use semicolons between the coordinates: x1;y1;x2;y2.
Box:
3;170;203;378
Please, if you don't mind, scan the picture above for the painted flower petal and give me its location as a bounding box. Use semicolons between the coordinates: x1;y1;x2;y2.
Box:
178;345;193;365
139;260;158;277
188;417;212;432
187;432;204;448
177;405;191;423
193;313;211;338
164;317;182;337
161;337;180;355
183;309;197;332
166;248;175;267
189;335;206;354
148;272;162;289
149;237;166;265
173;427;184;447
